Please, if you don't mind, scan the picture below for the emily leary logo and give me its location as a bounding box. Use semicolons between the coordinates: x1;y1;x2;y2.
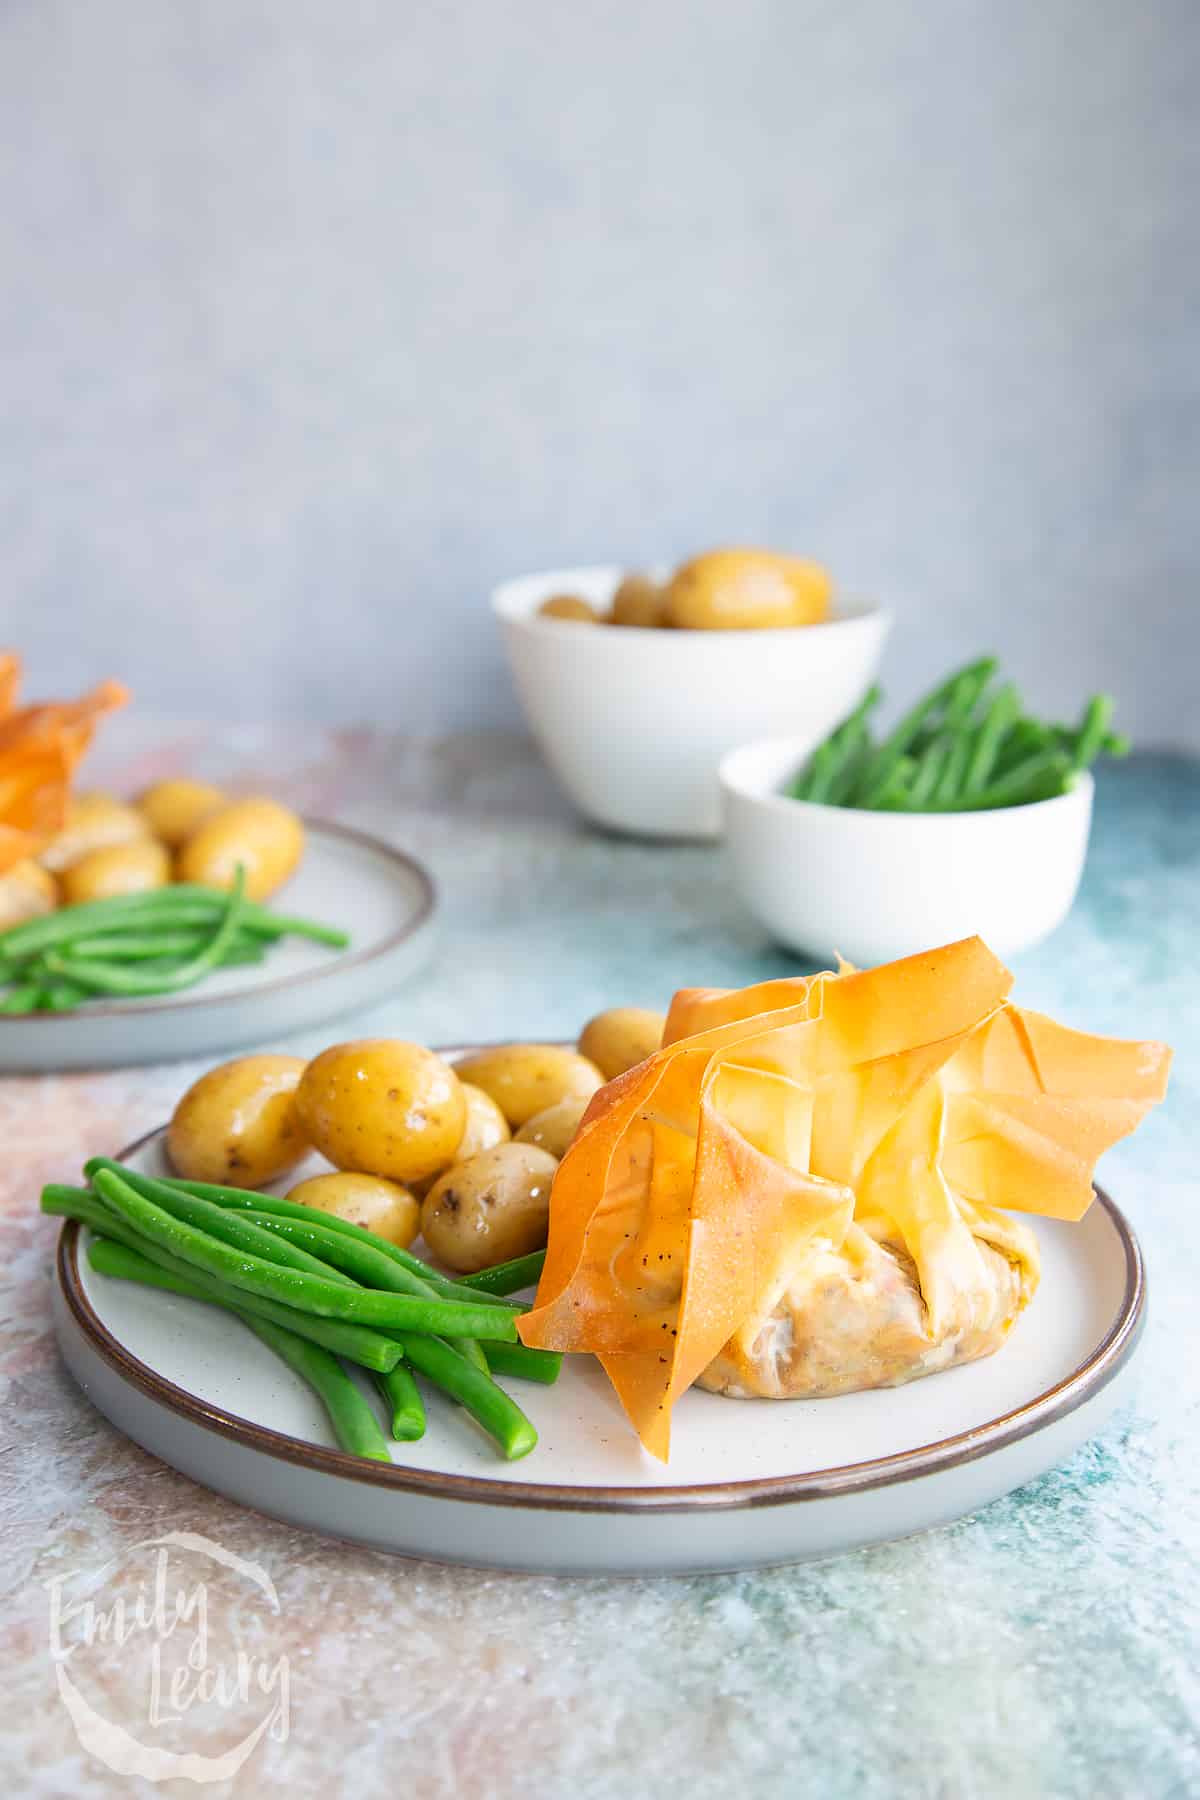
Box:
46;1530;290;1783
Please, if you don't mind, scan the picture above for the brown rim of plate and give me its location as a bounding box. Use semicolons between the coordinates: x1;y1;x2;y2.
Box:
56;1116;1145;1515
0;819;435;1020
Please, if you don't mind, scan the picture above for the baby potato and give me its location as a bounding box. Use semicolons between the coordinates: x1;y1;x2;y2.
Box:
609;573;668;629
0;859;58;930
514;1094;591;1159
452;1043;603;1129
295;1039;467;1185
168;1053;308;1188
577;1006;667;1080
137;778;226;848
457;1081;511;1156
420;1143;558;1273
60;838;171;905
538;594;600;623
176;796;305;902
40;792;151;873
666;550;831;630
286;1171;421;1249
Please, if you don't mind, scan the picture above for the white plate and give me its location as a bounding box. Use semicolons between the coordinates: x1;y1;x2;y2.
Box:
1;821;434;1071
52;1084;1144;1575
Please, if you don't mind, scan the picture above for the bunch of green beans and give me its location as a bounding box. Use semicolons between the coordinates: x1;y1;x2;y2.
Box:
787;661;1130;812
42;1159;558;1462
0;878;349;1012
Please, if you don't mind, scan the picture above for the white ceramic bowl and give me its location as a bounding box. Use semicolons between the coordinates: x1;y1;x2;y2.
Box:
492;566;890;839
720;735;1094;964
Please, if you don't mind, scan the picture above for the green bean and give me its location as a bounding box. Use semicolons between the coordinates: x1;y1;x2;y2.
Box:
130;1171;519;1309
1069;694;1113;772
0;983;41;1013
963;682;1020;796
907;738;952;809
61;930;267;965
792;685;881;803
86;1161;358;1280
399;1334;537;1461
932;734;972;806
44;869;248;996
923;748;1074;812
375;1362;426;1440
856;658;997;807
90;1167;519;1339
86;1236;391;1459
43;1188;405;1370
481;1341;562;1384
0;886;348;965
459;1249;547;1296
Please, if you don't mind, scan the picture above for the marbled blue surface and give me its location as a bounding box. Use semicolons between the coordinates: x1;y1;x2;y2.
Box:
5;734;1196;1798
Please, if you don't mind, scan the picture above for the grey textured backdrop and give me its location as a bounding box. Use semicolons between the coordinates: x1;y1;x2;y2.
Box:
3;1;1198;744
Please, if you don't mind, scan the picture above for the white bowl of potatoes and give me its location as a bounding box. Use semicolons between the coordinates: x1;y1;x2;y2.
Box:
492;553;890;840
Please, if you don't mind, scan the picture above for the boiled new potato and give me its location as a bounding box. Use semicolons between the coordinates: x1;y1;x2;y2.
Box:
40;792;151;874
456;1082;511;1157
286;1171;421;1249
0;859;58;930
452;1043;603;1129
176;796;304;902
60;838;171;905
609;573;668;629
137;778;226;847
514;1094;590;1159
665;550;831;630
538;595;600;623
168;1054;308;1187
295;1039;467;1185
420;1143;558;1273
577;1006;666;1080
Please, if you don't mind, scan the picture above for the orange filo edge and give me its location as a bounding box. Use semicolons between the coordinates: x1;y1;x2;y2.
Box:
517;938;1172;1461
0;657;130;874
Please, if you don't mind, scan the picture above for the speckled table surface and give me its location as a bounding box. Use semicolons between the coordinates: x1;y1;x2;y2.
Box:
1;727;1196;1800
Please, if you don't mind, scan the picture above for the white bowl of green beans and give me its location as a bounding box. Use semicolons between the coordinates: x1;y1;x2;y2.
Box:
719;659;1121;964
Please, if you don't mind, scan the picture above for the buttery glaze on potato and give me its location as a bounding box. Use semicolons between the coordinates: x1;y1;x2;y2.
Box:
60;838;171;905
514;1094;590;1159
167;1054;308;1187
420;1143;559;1273
286;1170;421;1249
295;1039;467;1185
538;595;601;623
451;1044;603;1129
137;778;226;848
40;792;151;874
176;796;305;902
577;1006;666;1080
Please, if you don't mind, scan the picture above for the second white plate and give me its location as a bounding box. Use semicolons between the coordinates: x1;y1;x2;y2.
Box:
0;820;435;1071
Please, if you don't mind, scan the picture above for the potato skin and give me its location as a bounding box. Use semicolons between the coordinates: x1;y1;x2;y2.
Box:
665;550;831;630
167;1054;308;1187
137;778;226;848
286;1171;421;1249
609;573;668;628
577;1007;666;1080
0;859;58;929
40;793;151;873
420;1143;558;1273
294;1039;467;1185
538;595;600;623
514;1094;590;1159
451;1044;603;1129
176;797;305;901
60;838;171;905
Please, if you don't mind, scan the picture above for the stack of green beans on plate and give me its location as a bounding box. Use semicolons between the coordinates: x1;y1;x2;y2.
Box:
0;872;348;1014
787;658;1129;812
42;1160;558;1462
